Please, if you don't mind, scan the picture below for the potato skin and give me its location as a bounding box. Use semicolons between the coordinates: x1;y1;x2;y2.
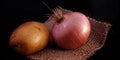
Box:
10;21;50;55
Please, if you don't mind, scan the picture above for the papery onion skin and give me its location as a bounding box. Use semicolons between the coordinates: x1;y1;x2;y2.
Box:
52;11;91;49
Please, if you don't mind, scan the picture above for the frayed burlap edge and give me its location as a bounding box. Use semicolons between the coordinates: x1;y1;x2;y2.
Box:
27;7;111;60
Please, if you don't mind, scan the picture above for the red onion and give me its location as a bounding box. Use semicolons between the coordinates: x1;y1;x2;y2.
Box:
52;8;91;49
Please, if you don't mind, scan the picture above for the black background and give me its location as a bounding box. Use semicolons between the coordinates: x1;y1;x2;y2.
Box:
1;0;119;60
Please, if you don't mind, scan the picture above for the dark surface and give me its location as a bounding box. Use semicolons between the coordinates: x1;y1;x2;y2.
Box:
1;0;119;60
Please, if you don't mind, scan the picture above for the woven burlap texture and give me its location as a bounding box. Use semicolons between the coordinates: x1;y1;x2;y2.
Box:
27;7;111;60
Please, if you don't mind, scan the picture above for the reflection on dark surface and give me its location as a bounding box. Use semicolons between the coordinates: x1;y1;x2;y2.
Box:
1;0;119;60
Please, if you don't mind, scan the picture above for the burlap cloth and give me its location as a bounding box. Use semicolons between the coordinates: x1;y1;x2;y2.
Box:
27;7;111;60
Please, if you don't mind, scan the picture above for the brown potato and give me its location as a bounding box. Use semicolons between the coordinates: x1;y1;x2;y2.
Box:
10;21;50;55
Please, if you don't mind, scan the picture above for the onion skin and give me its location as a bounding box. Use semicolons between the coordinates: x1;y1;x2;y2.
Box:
52;10;91;49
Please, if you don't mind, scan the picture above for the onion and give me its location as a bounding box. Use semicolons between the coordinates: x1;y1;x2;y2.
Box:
52;8;91;49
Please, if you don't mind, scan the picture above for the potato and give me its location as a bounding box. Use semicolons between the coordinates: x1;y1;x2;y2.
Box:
10;21;50;55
